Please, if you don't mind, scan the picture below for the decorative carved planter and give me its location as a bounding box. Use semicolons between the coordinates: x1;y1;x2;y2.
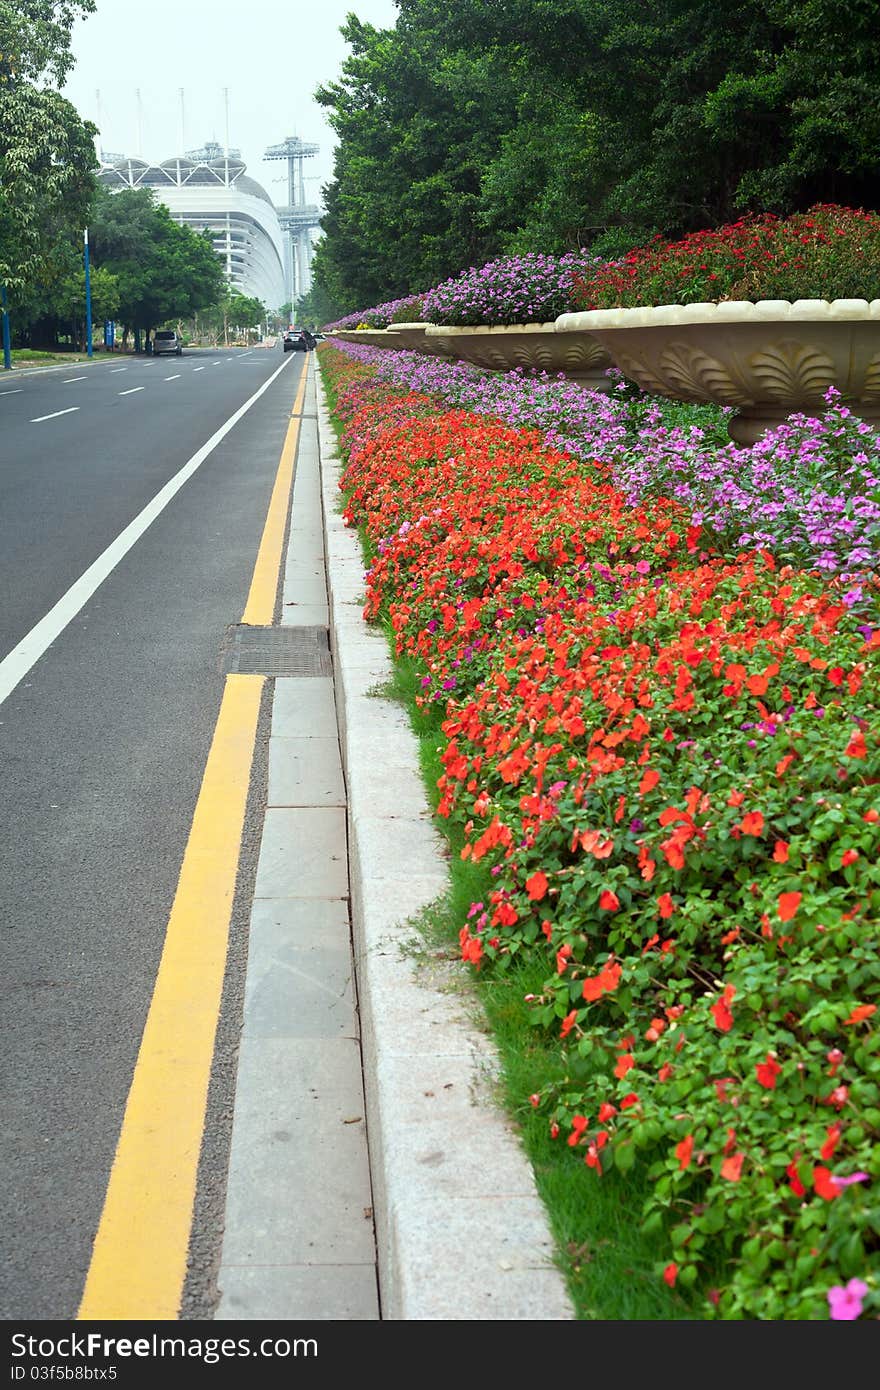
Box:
384;322;442;354
329;328;400;348
423;322;615;389
556;300;880;444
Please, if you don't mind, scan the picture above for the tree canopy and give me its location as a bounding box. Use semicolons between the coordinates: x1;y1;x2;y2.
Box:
312;0;880;311
87;185;225;336
0;1;98;290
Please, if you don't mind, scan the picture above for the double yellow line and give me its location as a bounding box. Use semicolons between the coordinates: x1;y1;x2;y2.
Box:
77;367;308;1320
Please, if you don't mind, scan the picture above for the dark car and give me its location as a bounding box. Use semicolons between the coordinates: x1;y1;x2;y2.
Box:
283;328;307;352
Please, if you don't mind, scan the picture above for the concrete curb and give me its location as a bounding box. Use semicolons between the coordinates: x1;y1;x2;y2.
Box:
314;365;575;1320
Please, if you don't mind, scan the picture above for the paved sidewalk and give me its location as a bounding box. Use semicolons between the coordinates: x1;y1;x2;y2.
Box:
216;355;574;1320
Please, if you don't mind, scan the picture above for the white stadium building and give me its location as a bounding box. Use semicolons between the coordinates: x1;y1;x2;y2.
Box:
98;142;287;312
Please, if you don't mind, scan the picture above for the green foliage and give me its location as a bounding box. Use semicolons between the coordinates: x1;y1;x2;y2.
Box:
87;185;225;335
0;2;98;290
313;11;516;312
314;0;880;308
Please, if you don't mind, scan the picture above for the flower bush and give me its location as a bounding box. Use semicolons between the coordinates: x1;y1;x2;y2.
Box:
329;340;880;583
419;251;609;326
573;204;880;308
324;293;424;331
320;339;879;1319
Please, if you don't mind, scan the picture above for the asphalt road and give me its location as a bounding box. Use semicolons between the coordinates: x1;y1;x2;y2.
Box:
0;344;304;1320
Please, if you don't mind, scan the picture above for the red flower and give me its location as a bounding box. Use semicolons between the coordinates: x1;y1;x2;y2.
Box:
711;985;736;1032
614;1053;635;1080
844;731;867;758
639;768;660;794
560;1009;578;1039
755;1054;782;1089
772;840;790;863
841;848;859;867
820;1125;842;1162
777;891;802;922
813;1166;839;1201
663;1263;678;1287
599;889;620;911
620;1093;640;1109
675;1134;694;1170
567;1115;589;1148
720;1152;744;1182
525;870;548;900
657;892;675;919
844;1004;876;1025
582;958;622;1002
739;811;764;836
786;1158;806;1197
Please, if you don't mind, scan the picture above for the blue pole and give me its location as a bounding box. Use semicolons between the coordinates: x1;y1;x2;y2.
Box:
1;284;11;370
83;228;93;358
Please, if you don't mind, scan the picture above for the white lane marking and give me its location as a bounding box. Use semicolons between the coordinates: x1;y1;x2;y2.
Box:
63;376;88;383
118;387;145;396
31;407;80;422
1;389;23;395
110;368;127;373
192;366;206;372
0;353;293;710
212;361;222;366
164;374;181;381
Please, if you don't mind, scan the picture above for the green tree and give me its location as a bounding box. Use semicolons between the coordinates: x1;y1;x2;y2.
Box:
0;2;98;290
293;278;340;330
314;0;880;299
314;10;517;311
87;185;225;342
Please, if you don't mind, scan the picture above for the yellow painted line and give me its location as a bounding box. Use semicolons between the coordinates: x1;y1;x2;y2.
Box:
77;673;264;1321
239;364;308;626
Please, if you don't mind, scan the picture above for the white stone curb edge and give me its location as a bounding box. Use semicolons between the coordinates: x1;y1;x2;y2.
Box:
313;363;576;1321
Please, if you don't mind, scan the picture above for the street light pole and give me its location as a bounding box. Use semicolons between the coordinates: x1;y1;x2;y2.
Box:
1;284;11;370
83;227;93;358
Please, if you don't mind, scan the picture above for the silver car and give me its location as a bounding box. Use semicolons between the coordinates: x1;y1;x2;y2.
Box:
153;329;182;356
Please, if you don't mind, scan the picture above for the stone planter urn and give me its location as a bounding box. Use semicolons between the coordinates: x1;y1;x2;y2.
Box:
330;328;400;348
384;322;436;353
423;322;614;389
556;299;880;444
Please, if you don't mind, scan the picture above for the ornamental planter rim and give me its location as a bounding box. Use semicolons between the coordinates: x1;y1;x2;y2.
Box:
554;300;880;446
425;321;557;335
556;298;880;332
423;321;615;390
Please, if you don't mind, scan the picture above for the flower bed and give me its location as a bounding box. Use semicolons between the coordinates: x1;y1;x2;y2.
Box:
320;339;879;1319
420;251;608;326
572;205;880;309
328;340;880;583
325;293;424;331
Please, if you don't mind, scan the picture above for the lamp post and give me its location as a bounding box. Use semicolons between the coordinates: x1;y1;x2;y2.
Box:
83;227;93;358
1;284;11;370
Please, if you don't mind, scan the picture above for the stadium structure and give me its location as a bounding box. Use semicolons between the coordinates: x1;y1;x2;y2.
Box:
98;142;287;312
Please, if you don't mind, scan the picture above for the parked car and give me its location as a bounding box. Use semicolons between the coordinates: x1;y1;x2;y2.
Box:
283;327;308;352
152;329;182;356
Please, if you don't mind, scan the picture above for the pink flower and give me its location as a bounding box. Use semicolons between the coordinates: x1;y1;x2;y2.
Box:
833;1171;870;1190
827;1278;869;1320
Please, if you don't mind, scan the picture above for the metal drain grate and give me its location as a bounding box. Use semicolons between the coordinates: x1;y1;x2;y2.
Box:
223;624;332;676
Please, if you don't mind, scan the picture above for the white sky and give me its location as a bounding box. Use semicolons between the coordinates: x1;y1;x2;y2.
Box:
63;0;401;212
